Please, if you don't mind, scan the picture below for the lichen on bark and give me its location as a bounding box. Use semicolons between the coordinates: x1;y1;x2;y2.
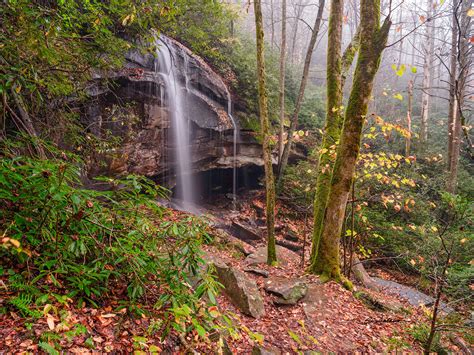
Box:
254;0;277;264
310;0;391;282
308;0;344;273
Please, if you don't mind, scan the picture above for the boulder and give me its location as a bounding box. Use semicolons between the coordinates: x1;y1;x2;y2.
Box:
251;345;282;355
264;277;308;305
244;267;269;278
231;221;262;242
284;230;299;242
209;257;265;318
245;246;300;267
354;291;406;313
372;277;455;314
302;283;329;321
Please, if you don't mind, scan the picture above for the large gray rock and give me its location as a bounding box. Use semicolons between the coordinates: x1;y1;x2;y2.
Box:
245;246;300;267
372;277;454;314
208;257;265;318
85;35;265;182
302;283;329;321
252;345;282;355
264;277;308;305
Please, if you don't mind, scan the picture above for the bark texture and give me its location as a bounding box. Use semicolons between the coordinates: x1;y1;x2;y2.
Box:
308;0;344;272
406;79;413;157
254;0;277;264
447;0;473;193
277;0;325;181
278;0;287;162
311;0;391;281
419;0;435;146
447;0;458;170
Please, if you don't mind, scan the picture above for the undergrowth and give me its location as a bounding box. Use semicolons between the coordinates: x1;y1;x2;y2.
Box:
0;139;225;343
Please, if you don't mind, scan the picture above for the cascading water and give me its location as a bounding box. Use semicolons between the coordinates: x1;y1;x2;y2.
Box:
155;35;195;210
155;34;239;212
224;88;239;210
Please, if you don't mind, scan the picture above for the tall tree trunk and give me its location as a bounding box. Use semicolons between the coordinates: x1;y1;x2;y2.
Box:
419;0;435;146
308;0;344;271
278;0;287;162
254;0;277;264
447;0;458;171
447;0;472;193
406;79;413;157
277;0;325;182
310;0;391;282
270;0;275;50
290;1;303;64
309;25;361;270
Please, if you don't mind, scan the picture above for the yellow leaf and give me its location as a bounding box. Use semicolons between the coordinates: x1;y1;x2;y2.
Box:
100;313;116;318
9;238;20;248
460;238;467;244
47;316;55;330
468;8;474;17
122;14;131;26
410;259;416;266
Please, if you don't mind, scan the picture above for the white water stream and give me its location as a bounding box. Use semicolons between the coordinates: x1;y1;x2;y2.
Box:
155;35;238;211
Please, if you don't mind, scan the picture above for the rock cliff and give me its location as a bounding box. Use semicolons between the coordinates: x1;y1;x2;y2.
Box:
84;35;263;186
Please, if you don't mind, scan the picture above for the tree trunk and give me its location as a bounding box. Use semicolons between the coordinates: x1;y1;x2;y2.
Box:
309;26;361;271
308;0;344;271
290;1;303;64
10;86;46;159
447;0;472;193
278;0;287;162
447;0;458;170
277;0;325;182
254;0;277;264
270;0;275;50
352;255;379;290
406;79;413;157
419;0;435;146
310;0;391;282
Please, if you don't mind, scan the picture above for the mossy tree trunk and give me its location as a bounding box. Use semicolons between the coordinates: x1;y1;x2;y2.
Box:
254;0;277;264
311;0;391;281
278;0;287;163
308;0;344;272
277;0;325;182
309;18;361;272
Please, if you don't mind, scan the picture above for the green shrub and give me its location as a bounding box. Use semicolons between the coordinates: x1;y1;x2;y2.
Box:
0;141;221;337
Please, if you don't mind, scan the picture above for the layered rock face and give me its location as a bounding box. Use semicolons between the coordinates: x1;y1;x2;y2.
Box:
85;36;263;185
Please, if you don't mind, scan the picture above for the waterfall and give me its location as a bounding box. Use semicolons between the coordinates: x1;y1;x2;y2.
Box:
225;88;239;209
155;36;195;210
155;34;239;211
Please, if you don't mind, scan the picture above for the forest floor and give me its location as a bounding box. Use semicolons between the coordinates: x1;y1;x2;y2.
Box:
0;190;469;353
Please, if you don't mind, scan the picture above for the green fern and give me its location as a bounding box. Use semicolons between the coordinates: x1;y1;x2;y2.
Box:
38;341;60;355
9;293;42;318
8;274;40;295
